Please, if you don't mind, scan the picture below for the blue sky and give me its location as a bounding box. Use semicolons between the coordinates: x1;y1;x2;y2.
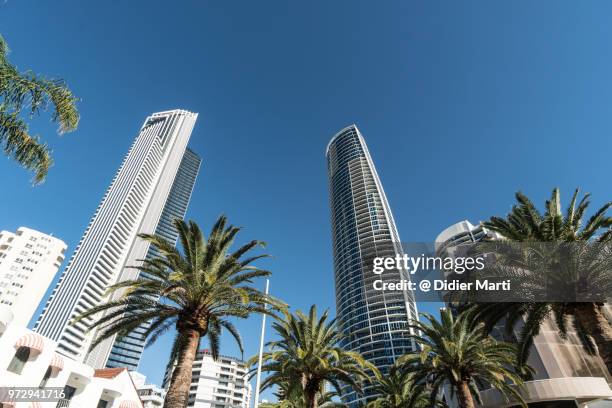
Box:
2;0;612;395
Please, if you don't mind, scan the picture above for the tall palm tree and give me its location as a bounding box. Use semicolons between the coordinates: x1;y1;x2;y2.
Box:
0;34;79;183
75;216;283;408
365;364;446;408
465;239;612;372
477;188;612;373
251;305;376;408
399;309;527;408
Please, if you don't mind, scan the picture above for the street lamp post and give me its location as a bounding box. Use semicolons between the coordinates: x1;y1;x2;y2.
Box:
253;279;269;408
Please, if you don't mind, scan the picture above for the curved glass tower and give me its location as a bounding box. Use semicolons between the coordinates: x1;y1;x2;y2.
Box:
326;125;417;406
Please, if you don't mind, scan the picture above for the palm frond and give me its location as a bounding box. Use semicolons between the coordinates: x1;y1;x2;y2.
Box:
0;34;79;183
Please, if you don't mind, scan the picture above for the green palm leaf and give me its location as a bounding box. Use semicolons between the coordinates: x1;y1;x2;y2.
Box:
250;305;376;408
398;309;528;408
75;215;285;408
0;34;79;183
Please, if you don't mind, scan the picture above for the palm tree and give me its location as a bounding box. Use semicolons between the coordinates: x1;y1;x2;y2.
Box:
477;188;612;373
259;384;345;408
399;309;527;408
365;364;446;408
75;216;284;408
464;239;612;372
484;188;612;242
252;305;376;408
0;34;79;183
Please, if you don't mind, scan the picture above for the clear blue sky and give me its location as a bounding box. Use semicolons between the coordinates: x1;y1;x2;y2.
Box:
2;0;612;395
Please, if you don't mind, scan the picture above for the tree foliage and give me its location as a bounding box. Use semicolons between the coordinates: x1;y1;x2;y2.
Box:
399;309;528;408
0;34;79;183
476;188;612;373
76;216;283;408
251;305;376;408
365;364;446;408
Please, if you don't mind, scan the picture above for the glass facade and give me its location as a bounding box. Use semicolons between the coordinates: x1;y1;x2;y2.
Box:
106;148;201;370
326;125;417;407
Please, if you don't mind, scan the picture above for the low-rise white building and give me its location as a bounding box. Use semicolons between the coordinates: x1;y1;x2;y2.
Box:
129;372;164;408
163;349;251;408
0;227;66;327
0;310;142;408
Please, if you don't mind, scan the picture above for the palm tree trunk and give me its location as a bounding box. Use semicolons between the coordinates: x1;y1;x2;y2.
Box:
456;381;475;408
164;328;201;408
301;376;318;408
575;303;612;375
304;388;318;408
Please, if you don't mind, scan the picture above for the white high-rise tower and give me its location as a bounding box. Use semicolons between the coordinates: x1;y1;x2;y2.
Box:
34;109;199;364
0;227;67;327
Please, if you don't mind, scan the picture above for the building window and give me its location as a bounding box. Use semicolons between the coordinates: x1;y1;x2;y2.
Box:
59;385;77;405
7;346;30;374
39;366;53;388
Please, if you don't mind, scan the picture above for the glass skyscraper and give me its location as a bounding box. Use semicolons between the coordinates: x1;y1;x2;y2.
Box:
35;110;200;368
106;148;201;370
326;125;418;407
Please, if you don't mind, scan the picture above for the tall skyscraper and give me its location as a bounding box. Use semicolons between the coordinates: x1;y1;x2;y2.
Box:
34;109;199;366
0;227;67;327
106;148;201;370
436;220;612;407
326;125;418;406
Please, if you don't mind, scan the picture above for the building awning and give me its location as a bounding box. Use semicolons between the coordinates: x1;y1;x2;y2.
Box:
49;353;65;370
480;376;612;406
14;333;45;352
119;400;141;408
0;401;16;407
30;403;42;408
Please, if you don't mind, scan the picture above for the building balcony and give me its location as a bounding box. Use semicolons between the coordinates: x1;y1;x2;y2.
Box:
56;399;71;408
479;377;612;407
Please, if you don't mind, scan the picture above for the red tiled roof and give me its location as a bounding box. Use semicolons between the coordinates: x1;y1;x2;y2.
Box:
94;367;127;379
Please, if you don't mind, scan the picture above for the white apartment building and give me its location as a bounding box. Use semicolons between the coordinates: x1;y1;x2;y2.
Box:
129;372;164;408
34;110;198;367
435;220;612;408
163;350;251;408
0;309;142;408
0;227;66;327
